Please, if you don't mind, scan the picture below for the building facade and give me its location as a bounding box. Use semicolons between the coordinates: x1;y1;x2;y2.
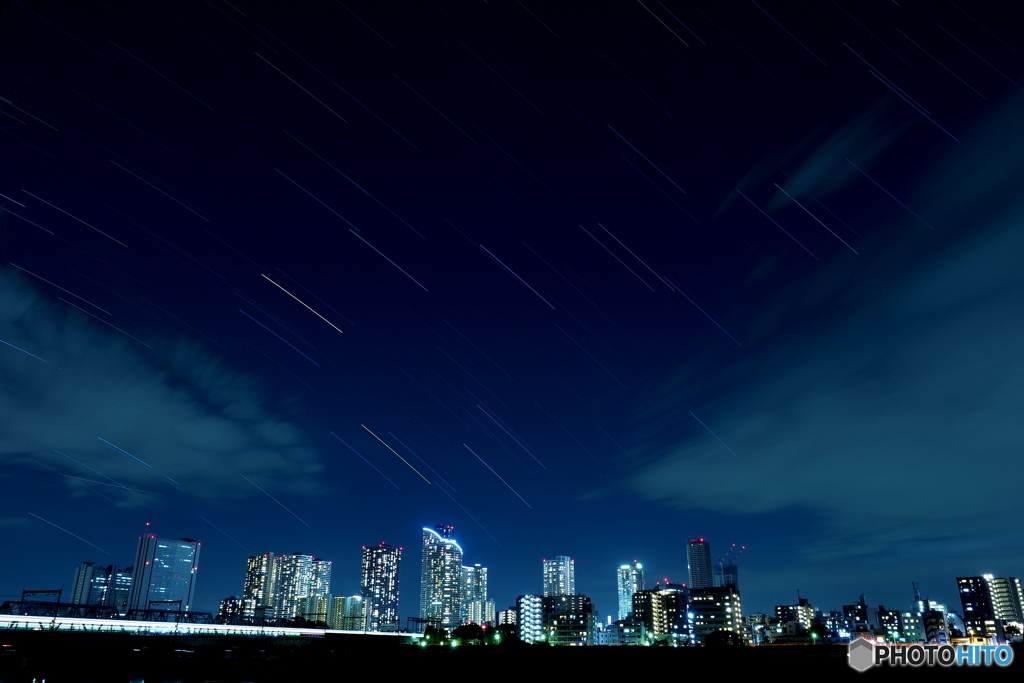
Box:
127;534;200;613
689;585;743;644
241;553;278;619
71;562;131;614
686;539;713;589
331;595;367;631
240;551;331;622
543;556;575;597
297;595;331;623
420;525;463;630
516;594;545;643
275;553;313;620
361;542;401;631
217;596;246;623
957;575;1024;638
544;594;595;646
617;561;644;621
461;563;493;625
633;584;688;643
775;597;814;633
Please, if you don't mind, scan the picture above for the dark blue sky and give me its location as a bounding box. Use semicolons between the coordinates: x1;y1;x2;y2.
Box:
2;1;1022;621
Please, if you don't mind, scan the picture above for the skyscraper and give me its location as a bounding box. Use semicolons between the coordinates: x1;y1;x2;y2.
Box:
240;552;331;621
311;558;332;598
127;534;200;613
273;553;331;620
461;563;493;625
361;542;401;632
543;556;575;596
617;561;644;621
241;553;278;619
274;553;313;620
420;525;463;630
71;561;98;605
71;562;131;614
686;539;713;589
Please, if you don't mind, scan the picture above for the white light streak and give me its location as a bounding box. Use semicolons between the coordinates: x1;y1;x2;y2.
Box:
262;274;343;335
361;424;432;484
463;443;532;508
28;513;110;555
239;474;311;527
350;230;429;292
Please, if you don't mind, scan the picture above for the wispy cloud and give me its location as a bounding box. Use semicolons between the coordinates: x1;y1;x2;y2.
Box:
628;93;1024;567
0;271;324;505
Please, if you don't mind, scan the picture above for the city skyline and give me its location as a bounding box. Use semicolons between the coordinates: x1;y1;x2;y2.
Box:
11;519;1023;640
2;1;1023;622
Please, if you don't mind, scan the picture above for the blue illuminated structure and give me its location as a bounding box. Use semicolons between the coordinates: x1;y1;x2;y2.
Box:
128;533;200;613
420;525;463;631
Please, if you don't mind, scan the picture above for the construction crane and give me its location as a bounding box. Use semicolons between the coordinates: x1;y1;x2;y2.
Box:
715;544;746;587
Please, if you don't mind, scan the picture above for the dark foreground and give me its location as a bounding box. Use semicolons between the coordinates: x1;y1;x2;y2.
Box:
0;631;1020;681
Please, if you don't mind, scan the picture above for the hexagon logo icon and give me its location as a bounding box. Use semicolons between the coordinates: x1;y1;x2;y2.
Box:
848;637;875;672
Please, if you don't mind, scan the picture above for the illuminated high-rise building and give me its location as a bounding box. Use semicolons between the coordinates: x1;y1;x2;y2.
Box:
516;594;545;643
544;594;595;646
361;542;402;631
690;585;743;644
241;553;278;619
420;525;463;630
686;539;713;589
617;561;644;621
311;558;332;598
240;552;331;621
984;575;1024;623
462;563;493;625
70;562;132;615
127;533;200;613
543;556;575;597
957;575;1024;637
273;553;331;620
632;584;688;642
274;553;313;620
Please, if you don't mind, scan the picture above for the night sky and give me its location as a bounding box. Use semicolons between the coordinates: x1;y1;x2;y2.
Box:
2;1;1023;622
